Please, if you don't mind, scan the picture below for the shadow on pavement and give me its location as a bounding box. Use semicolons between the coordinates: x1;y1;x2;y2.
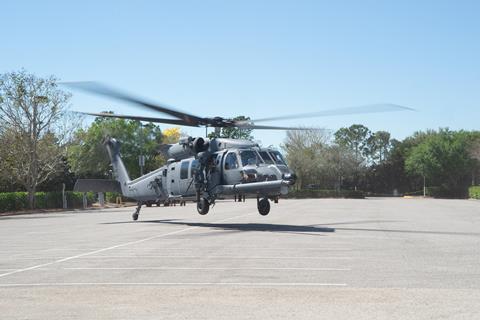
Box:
104;218;480;237
103;219;335;235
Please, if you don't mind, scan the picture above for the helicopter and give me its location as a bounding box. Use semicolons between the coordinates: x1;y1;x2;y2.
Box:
69;82;412;220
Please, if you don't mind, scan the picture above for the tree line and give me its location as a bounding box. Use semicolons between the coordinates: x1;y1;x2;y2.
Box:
283;125;480;198
1;70;479;210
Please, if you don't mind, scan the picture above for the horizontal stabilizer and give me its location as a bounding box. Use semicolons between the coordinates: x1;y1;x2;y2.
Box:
74;179;122;193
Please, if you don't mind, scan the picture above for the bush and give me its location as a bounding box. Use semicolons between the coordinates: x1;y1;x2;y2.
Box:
285;189;365;199
106;192;122;203
469;186;480;199
0;191;95;213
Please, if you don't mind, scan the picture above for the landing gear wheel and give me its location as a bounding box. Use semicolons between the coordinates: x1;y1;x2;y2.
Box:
132;203;141;221
257;197;270;216
197;198;210;215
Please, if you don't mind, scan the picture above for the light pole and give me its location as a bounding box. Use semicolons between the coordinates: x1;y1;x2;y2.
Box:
423;175;426;197
139;155;145;176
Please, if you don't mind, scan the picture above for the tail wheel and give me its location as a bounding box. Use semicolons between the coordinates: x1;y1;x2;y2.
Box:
257;197;270;216
197;198;210;215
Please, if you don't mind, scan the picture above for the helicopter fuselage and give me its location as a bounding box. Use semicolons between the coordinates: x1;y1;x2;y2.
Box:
102;137;295;218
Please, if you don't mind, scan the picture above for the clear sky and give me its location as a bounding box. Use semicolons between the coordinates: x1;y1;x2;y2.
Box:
1;0;479;147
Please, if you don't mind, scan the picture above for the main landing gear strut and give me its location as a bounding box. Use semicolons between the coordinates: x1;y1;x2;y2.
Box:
132;202;142;221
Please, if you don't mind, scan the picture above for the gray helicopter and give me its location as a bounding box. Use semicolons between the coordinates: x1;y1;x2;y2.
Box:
99;135;295;220
69;82;412;220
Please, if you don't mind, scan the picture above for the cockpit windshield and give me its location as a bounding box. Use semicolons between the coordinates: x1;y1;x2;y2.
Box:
239;150;262;166
259;151;275;164
269;151;286;165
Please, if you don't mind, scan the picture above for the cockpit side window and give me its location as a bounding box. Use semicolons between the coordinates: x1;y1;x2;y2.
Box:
239;150;262;166
180;160;190;179
259;151;274;164
269;151;286;165
224;152;239;170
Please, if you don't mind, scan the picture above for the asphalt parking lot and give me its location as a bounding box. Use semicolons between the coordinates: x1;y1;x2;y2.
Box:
1;198;479;319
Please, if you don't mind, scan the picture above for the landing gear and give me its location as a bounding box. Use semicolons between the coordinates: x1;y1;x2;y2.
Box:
235;194;246;202
197;198;210;215
132;203;142;221
257;197;270;216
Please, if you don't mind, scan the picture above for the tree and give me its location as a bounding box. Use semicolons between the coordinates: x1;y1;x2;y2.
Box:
368;131;392;164
334;124;372;162
334;124;372;189
282;129;358;190
68;116;164;179
282;129;329;189
207;116;254;140
468;134;480;185
321;144;358;190
162;127;182;144
405;129;477;197
0;70;74;208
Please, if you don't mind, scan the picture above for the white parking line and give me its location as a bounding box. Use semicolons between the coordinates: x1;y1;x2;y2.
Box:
78;255;353;260
41;246;354;251
0;213;252;279
63;267;351;271
0;282;347;287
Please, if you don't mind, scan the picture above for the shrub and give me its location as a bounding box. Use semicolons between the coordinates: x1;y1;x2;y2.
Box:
469;186;480;199
0;191;96;212
106;192;122;203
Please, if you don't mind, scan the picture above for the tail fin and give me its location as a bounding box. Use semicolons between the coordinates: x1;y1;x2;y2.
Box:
104;138;131;194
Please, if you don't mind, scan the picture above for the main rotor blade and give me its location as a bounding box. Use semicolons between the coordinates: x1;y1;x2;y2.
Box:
64;82;206;126
234;123;324;131
247;103;415;123
78;112;199;127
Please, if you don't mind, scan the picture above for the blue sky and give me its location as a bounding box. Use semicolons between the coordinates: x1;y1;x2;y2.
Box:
1;0;479;147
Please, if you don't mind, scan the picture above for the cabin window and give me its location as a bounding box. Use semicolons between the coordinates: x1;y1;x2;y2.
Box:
240;150;262;166
180;161;190;179
269;151;286;165
259;151;274;164
191;159;200;174
216;154;222;165
224;152;239;170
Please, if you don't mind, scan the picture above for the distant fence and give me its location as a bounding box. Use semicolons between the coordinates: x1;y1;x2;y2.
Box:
285;189;365;199
0;191;95;213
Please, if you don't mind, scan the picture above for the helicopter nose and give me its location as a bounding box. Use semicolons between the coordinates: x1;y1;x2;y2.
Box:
282;172;297;185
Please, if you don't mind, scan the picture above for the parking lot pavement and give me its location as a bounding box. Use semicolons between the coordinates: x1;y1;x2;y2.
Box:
0;198;479;319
